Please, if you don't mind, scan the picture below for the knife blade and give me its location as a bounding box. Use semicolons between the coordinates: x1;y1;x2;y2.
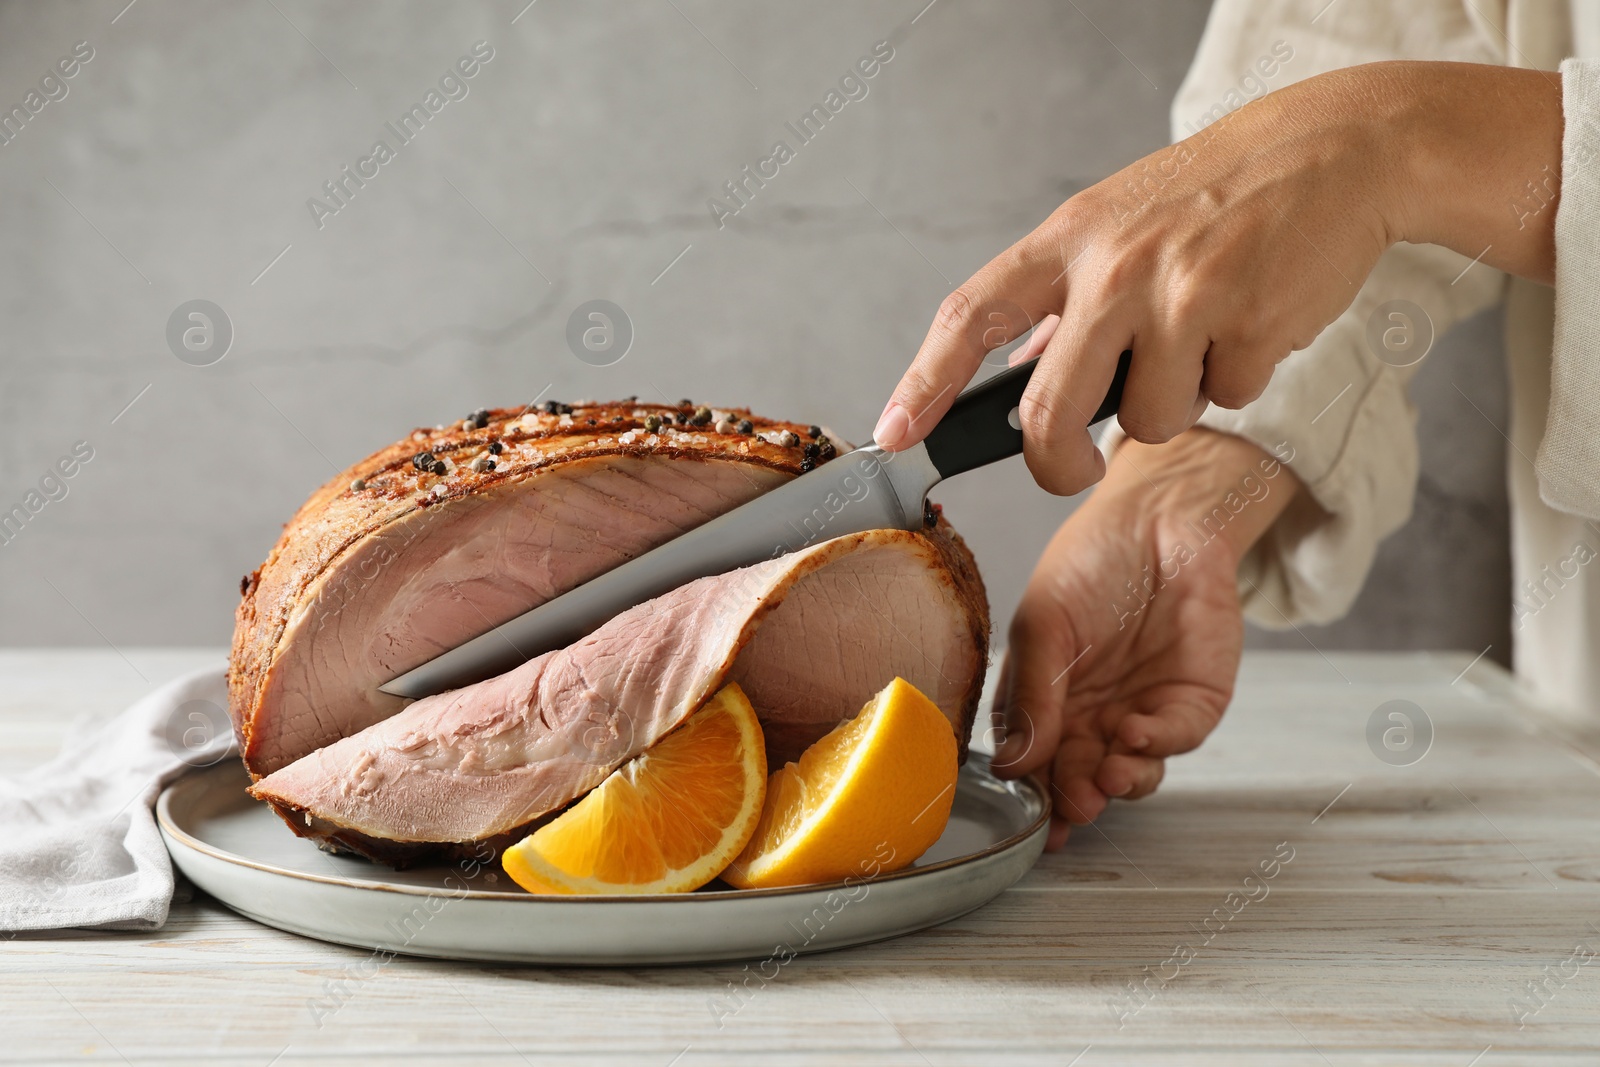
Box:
379;351;1132;698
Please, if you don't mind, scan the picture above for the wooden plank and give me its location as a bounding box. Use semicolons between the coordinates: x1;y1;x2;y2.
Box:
6;891;1600;1059
3;649;1599;1063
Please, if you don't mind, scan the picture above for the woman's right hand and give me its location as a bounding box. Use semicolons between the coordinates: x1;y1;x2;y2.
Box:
874;61;1561;497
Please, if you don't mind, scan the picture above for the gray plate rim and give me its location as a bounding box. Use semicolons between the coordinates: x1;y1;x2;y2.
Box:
157;753;1049;903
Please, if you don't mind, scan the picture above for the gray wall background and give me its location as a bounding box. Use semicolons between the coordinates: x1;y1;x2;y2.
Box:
0;0;1510;663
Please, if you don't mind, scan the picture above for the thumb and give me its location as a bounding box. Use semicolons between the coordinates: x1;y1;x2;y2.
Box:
991;619;1074;779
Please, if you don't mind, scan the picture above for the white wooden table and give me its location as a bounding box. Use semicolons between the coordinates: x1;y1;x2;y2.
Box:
4;648;1600;1065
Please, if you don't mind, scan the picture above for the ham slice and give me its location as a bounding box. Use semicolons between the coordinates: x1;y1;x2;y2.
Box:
250;529;985;864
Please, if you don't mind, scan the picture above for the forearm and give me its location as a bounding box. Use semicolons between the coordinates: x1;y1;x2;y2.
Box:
1235;61;1559;284
1089;429;1301;565
1379;62;1562;284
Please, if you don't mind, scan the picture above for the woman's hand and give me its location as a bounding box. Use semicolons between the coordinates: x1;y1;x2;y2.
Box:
991;428;1299;849
875;61;1561;496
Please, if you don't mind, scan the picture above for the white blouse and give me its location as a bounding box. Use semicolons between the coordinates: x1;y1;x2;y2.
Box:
1112;0;1600;718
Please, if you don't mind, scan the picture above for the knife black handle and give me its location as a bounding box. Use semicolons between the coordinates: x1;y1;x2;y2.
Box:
922;350;1132;481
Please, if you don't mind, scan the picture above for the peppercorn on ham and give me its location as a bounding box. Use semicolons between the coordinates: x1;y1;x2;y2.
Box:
229;400;989;866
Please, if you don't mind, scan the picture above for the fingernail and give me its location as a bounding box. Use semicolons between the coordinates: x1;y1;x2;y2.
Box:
874;402;909;451
1129;734;1150;751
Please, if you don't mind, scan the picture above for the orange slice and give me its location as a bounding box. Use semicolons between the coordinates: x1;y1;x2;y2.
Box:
722;677;958;890
501;683;766;895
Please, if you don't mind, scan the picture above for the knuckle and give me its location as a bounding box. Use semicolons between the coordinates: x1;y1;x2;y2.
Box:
1016;391;1067;450
1167;278;1211;325
933;286;980;336
1044;197;1085;236
994;241;1033;278
895;364;942;406
1217;304;1272;346
1096;255;1139;296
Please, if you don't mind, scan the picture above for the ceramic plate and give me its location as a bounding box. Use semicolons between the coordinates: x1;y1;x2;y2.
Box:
157;757;1046;965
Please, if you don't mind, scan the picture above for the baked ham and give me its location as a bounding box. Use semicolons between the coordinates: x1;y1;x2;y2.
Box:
229;400;989;866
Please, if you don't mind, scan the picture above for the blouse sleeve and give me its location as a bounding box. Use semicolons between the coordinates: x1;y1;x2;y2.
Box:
1536;59;1600;519
1100;0;1506;627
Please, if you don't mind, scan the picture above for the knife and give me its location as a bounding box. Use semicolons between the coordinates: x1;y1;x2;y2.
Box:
380;350;1132;699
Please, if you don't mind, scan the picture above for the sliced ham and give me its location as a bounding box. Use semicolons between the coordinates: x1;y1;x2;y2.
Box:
250;528;987;865
229;399;990;866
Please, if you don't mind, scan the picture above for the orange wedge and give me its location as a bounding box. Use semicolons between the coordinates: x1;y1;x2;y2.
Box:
501;684;766;895
722;677;958;890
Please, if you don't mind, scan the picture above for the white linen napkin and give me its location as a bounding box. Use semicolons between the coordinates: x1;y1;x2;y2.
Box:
0;665;234;932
